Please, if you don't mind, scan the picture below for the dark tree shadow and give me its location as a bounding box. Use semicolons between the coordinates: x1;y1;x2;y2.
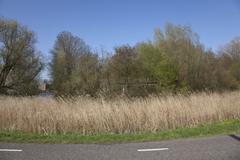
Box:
229;134;240;141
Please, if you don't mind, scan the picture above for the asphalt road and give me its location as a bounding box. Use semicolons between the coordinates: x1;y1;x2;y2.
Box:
0;135;240;160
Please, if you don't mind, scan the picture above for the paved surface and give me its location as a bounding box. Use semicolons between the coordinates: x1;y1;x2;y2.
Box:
0;135;239;160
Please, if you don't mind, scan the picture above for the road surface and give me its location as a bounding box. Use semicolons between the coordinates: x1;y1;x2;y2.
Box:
0;135;239;160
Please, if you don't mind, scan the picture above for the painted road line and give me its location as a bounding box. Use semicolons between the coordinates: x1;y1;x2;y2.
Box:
137;148;169;152
0;149;23;152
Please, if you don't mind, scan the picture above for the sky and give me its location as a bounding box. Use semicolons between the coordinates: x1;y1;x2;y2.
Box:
0;0;240;78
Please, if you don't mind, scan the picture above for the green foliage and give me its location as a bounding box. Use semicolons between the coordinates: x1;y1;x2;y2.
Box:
0;18;43;95
219;38;240;89
50;32;100;96
137;23;210;93
133;24;240;94
137;42;178;92
102;45;144;96
50;25;240;96
2;18;240;96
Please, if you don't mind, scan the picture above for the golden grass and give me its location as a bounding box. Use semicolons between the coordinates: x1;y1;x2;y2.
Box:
0;92;240;135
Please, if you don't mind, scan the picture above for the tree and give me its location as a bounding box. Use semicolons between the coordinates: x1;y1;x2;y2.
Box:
0;18;43;95
152;23;222;91
135;23;234;93
50;31;100;96
137;42;178;93
102;45;145;96
217;37;240;89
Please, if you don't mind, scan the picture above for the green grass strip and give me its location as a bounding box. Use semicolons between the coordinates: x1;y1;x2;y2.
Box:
0;119;240;144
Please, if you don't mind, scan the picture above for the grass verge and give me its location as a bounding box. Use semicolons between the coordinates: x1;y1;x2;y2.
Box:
0;119;240;144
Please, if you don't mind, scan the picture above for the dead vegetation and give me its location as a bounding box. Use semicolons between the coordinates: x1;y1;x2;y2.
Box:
0;92;240;135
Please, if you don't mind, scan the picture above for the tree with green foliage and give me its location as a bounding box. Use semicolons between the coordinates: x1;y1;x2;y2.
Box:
158;23;205;90
0;18;43;95
103;45;144;96
218;37;240;89
50;31;100;96
136;23;235;93
137;42;178;93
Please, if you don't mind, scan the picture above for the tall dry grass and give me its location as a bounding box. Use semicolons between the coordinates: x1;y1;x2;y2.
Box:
0;92;240;135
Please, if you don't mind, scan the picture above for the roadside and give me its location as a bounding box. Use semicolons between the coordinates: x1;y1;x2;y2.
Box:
0;119;239;144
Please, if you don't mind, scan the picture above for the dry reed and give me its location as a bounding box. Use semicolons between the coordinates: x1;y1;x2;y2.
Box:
0;92;240;135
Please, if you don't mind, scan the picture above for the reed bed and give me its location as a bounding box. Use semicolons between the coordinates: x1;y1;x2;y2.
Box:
0;92;240;135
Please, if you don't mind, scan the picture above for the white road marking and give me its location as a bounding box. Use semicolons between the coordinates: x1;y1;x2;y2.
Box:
0;149;23;152
137;148;169;152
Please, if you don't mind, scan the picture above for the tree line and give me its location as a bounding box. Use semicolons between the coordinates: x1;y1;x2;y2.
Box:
1;18;240;96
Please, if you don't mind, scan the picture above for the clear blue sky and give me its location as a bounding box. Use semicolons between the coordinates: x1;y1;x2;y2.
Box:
1;0;240;78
